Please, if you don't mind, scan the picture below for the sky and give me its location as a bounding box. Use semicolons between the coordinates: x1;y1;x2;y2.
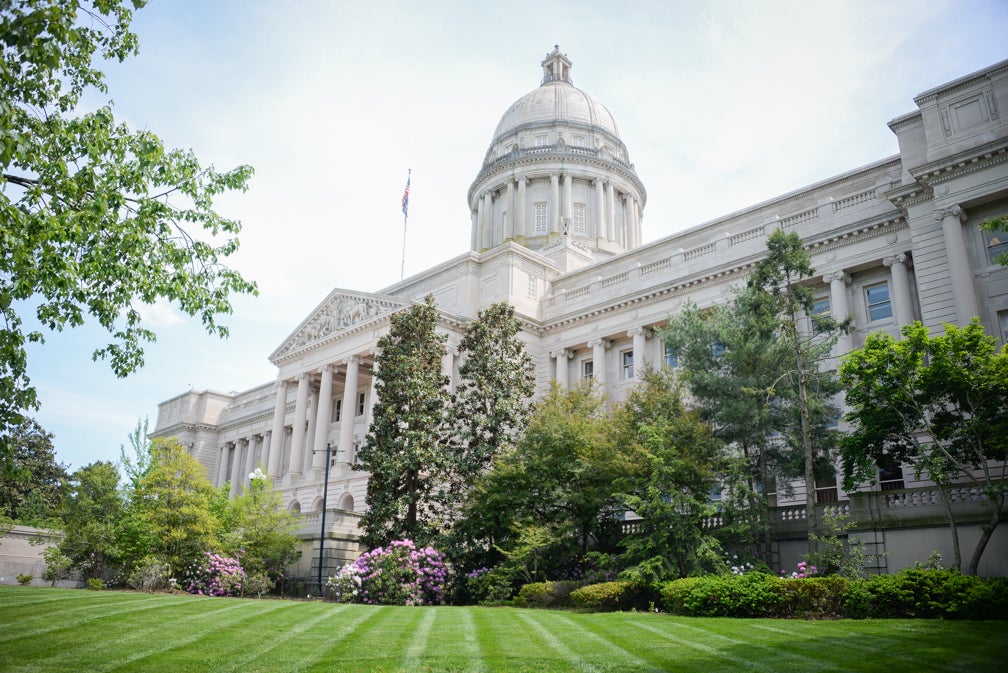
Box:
19;0;1008;471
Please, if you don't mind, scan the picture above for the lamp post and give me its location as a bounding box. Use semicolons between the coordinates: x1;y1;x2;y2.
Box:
315;442;333;598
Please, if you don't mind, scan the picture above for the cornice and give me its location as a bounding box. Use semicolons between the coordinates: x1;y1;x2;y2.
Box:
913;60;1008;105
909;143;1008;186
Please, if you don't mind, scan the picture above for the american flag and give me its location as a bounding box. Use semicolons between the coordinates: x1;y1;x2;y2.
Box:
401;173;410;216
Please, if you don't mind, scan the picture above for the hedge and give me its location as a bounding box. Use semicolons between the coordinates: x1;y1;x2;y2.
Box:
569;581;652;611
514;580;582;608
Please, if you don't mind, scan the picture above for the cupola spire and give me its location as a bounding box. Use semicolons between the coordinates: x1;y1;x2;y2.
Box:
541;44;573;86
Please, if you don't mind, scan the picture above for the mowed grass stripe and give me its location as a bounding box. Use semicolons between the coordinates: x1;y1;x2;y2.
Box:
8;598;291;673
270;605;410;671
0;594;181;645
531;612;656;672
623;617;777;672
515;609;602;673
400;605;436;670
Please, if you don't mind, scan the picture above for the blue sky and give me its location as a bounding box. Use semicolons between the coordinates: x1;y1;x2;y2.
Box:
19;0;1008;470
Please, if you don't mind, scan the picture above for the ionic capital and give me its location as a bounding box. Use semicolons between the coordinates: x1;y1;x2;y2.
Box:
344;355;360;367
883;252;908;268
627;327;645;338
587;338;611;349
934;204;965;222
822;271;851;285
550;349;573;360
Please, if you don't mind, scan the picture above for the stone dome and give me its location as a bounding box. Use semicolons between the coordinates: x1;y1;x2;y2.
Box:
492;78;620;142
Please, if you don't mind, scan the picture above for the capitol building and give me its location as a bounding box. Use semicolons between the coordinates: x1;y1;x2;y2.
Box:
154;49;1008;579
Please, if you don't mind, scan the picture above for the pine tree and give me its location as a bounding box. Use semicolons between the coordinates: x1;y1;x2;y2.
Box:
356;295;448;548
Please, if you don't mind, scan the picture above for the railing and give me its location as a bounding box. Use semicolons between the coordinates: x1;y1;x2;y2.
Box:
833;189;876;213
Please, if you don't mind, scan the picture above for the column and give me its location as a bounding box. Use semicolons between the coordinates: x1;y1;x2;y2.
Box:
259;430;272;476
552;349;570;388
606;182;616;242
562;173;572;226
550;173;560;234
883;253;914;326
303;389;318;474
935;205;979;325
338;356;360;463
630;198;641;248
267;380;288;478
313;364;334;469
589;338;609;387
229;440;244;498
242;434;259;489
629;327;647;379
505;180;515;240
288;373;310;476
824;271;852;353
517;178;527;237
216;444;230;488
442;341;457;393
483;192;494;246
475;196;485;250
594;178;605;241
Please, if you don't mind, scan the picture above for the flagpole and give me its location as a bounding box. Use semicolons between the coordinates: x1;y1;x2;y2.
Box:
401;169;410;281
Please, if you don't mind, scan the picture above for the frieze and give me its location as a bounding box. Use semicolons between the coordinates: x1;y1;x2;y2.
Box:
273;292;408;360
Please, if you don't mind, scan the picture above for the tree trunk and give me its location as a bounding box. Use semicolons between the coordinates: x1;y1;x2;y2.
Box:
793;326;818;556
936;481;962;572
966;492;1003;576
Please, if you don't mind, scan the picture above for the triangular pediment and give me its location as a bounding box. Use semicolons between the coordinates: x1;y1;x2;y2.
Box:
270;289;409;362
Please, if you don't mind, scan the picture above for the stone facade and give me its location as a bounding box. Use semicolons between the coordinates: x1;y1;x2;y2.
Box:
154;51;1008;578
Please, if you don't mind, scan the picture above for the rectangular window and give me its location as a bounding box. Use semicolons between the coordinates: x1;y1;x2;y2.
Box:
535;134;549;147
711;340;726;358
812;297;830;334
984;226;1008;265
331;398;342;423
582;360;594;381
999;310;1008;345
572;134;586;147
622;351;634;379
664;342;678;368
535;202;548;233
352;442;360;466
527;275;537;298
356;391;366;416
866;282;893;321
572;203;586;234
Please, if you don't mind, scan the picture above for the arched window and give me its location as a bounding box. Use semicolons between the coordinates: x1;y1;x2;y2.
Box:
337;492;355;512
288;500;301;514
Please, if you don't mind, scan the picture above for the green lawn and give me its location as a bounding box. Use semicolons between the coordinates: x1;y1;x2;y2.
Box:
1;586;1005;673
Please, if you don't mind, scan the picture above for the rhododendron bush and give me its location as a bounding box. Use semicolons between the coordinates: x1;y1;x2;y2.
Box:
187;552;246;597
327;540;447;605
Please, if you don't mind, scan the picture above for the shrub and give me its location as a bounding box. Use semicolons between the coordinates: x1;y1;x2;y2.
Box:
331;540;447;606
514;580;581;608
779;575;849;618
127;557;170;592
465;566;516;605
87;578;105;590
847;568;1008;619
42;547;72;587
243;572;273;598
570;581;650;611
16;573;33;586
186;552;246;597
660;573;784;617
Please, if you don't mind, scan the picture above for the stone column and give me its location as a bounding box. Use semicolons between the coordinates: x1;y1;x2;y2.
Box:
551;349;570;388
589;338;609;387
338;356;360;464
562;173;573;225
935;205;979;325
629;327;647;378
243;435;259;490
824;271;852;353
229;439;244;499
267;380;288;478
505;180;515;240
312;364;334;469
606;182;616;242
303;389;318;474
594;178;605;241
475;195;485;251
883;253;914;326
216;444;230;488
517;178;527;237
288;373;310;476
442;341;456;393
483;192;494;246
259;430;272;475
550;173;560;234
630;198;641;248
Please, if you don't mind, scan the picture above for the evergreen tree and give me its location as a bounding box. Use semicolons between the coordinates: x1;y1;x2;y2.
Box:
0;418;67;523
58;460;128;582
356;295;449;548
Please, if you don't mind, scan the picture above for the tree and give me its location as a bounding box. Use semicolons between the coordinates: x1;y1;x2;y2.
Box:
839;320;1008;574
57;460;128;581
981;216;1008;266
356;295;449;548
0;0;257;464
118;417;153;493
442;302;535;507
0;418;67;523
610;367;724;582
133;437;217;576
742;229;845;553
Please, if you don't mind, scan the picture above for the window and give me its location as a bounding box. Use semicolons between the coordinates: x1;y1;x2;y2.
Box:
535;134;549;147
984;227;1008;265
535;202;548;233
331;398;342;423
356;391;366;416
865;282;893;321
622;351;634;379
812;297;830;334
664;342;678;368
711;340;726;358
572;203;586;234
527;275;537;298
879;461;905;491
1000;310;1008;344
582;360;594;381
572;134;586;147
814;466;839;504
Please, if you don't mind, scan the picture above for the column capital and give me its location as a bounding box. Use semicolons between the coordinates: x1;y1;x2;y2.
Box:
883;252;908;268
627;326;645;338
822;271;851;285
344;355;360;367
550;349;573;360
319;363;334;375
587;338;611;349
935;204;965;222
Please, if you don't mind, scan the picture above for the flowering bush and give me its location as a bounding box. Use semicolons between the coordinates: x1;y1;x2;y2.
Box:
780;560;817;579
329;540;447;606
187;552;246;597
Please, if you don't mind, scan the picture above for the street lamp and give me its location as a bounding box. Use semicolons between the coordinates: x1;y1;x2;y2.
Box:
314;442;334;598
